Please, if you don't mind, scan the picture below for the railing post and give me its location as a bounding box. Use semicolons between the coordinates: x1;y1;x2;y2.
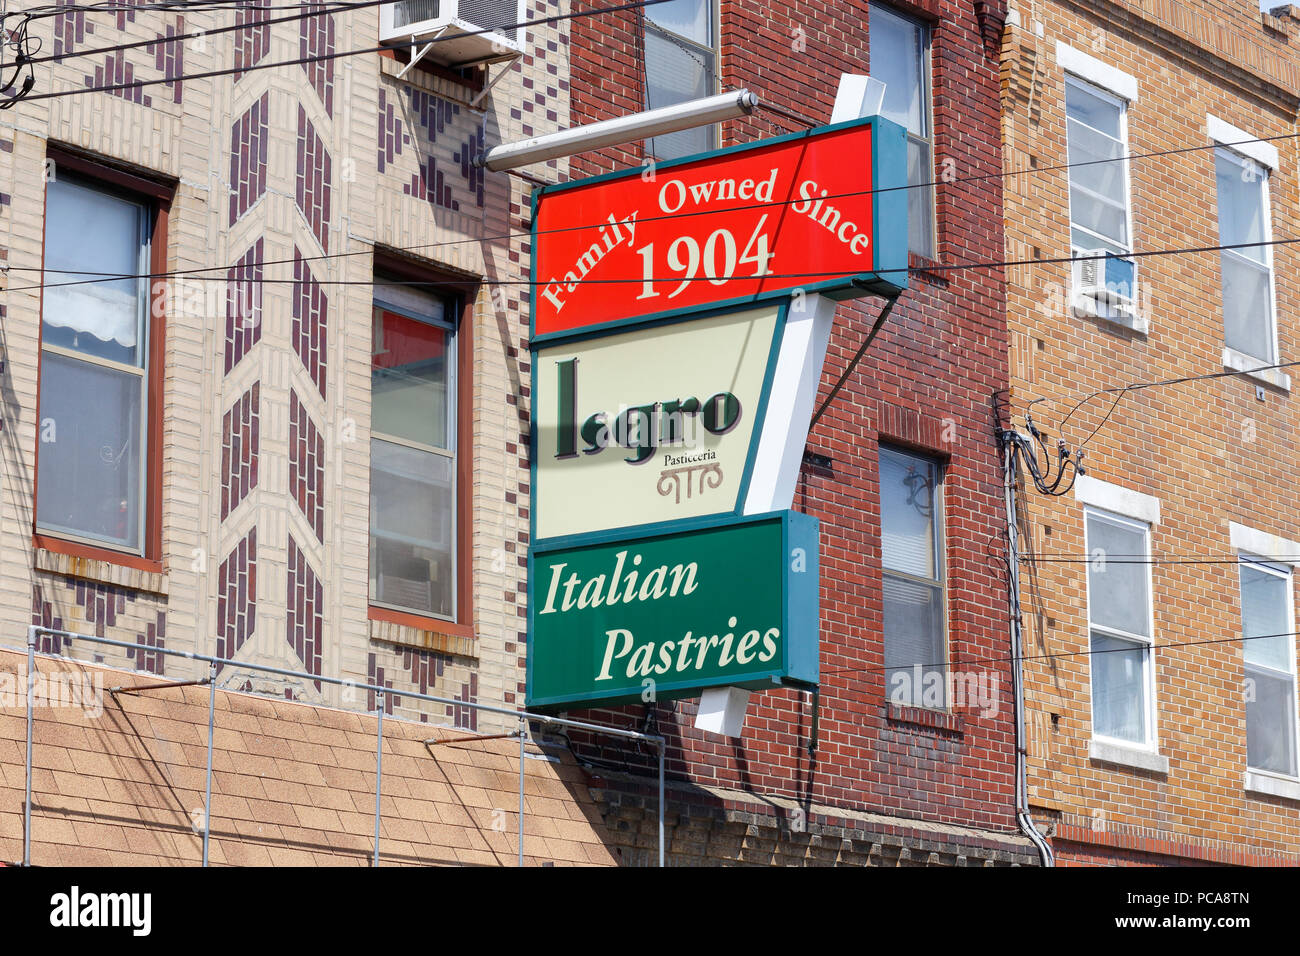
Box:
373;690;384;867
203;661;216;867
518;716;526;867
24;627;36;867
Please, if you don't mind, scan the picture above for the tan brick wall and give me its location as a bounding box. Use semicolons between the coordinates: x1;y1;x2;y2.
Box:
0;4;569;733
1002;0;1300;860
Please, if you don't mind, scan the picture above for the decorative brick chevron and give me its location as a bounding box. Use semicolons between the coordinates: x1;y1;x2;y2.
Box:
292;250;327;398
53;0;90;57
299;3;335;117
153;18;185;104
92;49;152;107
221;382;260;519
295;105;331;253
229;93;268;224
216;528;256;668
286;535;323;689
233;1;271;81
288;389;324;542
224;238;263;374
377;89;407;174
127;612;166;675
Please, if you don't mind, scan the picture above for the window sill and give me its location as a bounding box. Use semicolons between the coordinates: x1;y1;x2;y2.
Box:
1089;738;1169;774
1071;293;1148;335
1244;769;1300;802
1223;346;1291;391
884;701;964;735
33;537;168;595
368;605;476;658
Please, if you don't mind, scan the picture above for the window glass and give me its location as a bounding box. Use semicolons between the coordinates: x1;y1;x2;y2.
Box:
42;176;147;366
870;4;934;258
880;446;944;707
369;438;455;618
1065;78;1129;255
644;0;716;160
1085;508;1153;746
369;287;457;621
1091;631;1148;743
1216;148;1275;361
35;352;144;549
1086;515;1149;638
372;306;452;451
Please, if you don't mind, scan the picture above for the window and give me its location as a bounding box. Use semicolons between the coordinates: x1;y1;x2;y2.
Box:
870;3;934;259
1065;75;1131;259
1216;148;1277;363
1085;508;1155;746
36;172;154;554
1240;558;1299;777
644;0;717;160
881;447;945;708
369;283;458;620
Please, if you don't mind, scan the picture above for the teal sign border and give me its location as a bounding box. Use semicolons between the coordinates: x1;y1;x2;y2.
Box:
526;510;820;710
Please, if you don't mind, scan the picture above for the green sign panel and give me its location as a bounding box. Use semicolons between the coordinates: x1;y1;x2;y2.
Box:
527;511;819;709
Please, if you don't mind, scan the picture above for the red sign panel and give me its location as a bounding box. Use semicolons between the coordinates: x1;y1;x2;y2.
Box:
532;122;875;338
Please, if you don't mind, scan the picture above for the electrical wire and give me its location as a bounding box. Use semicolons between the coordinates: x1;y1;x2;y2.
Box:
13;0;674;104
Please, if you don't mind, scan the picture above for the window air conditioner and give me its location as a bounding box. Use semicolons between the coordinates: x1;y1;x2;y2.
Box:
1074;249;1137;317
379;0;527;65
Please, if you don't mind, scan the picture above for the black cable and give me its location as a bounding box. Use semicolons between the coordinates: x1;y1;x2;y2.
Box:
22;0;406;68
820;626;1300;679
9;234;1300;299
15;0;674;103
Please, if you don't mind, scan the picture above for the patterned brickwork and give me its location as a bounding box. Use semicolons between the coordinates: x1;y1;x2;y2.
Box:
221;383;260;519
128;611;166;675
292;249;328;397
216;529;257;666
295;105;331;253
288;389;324;542
286;535;323;688
233;1;271;81
90;49;152;107
153;18;185;104
229;93;269;224
1003;0;1300;866
53;0;89;57
224;238;263;374
299;4;336;117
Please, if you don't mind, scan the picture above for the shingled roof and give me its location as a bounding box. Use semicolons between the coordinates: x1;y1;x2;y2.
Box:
0;648;618;866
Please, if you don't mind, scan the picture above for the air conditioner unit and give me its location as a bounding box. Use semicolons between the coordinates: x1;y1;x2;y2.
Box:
1074;249;1137;311
379;0;527;66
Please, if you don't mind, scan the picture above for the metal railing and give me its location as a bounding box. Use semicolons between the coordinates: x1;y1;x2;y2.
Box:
20;625;666;867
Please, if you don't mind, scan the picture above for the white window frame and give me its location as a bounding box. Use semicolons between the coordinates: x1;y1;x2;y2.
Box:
1214;145;1281;368
1084;506;1159;754
1063;74;1134;260
368;290;458;621
1237;553;1300;782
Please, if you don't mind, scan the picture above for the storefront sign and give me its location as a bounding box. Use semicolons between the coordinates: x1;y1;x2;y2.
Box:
533;304;781;540
526;111;907;710
528;511;819;707
530;117;907;341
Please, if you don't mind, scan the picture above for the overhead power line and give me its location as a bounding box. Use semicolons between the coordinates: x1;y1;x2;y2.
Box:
12;0;673;104
820;626;1300;679
20;0;393;68
6;234;1300;299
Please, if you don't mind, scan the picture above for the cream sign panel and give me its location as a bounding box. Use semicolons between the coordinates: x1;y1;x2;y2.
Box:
534;305;781;540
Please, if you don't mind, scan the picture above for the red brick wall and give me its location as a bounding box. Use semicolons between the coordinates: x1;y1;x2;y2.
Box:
562;0;1016;834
